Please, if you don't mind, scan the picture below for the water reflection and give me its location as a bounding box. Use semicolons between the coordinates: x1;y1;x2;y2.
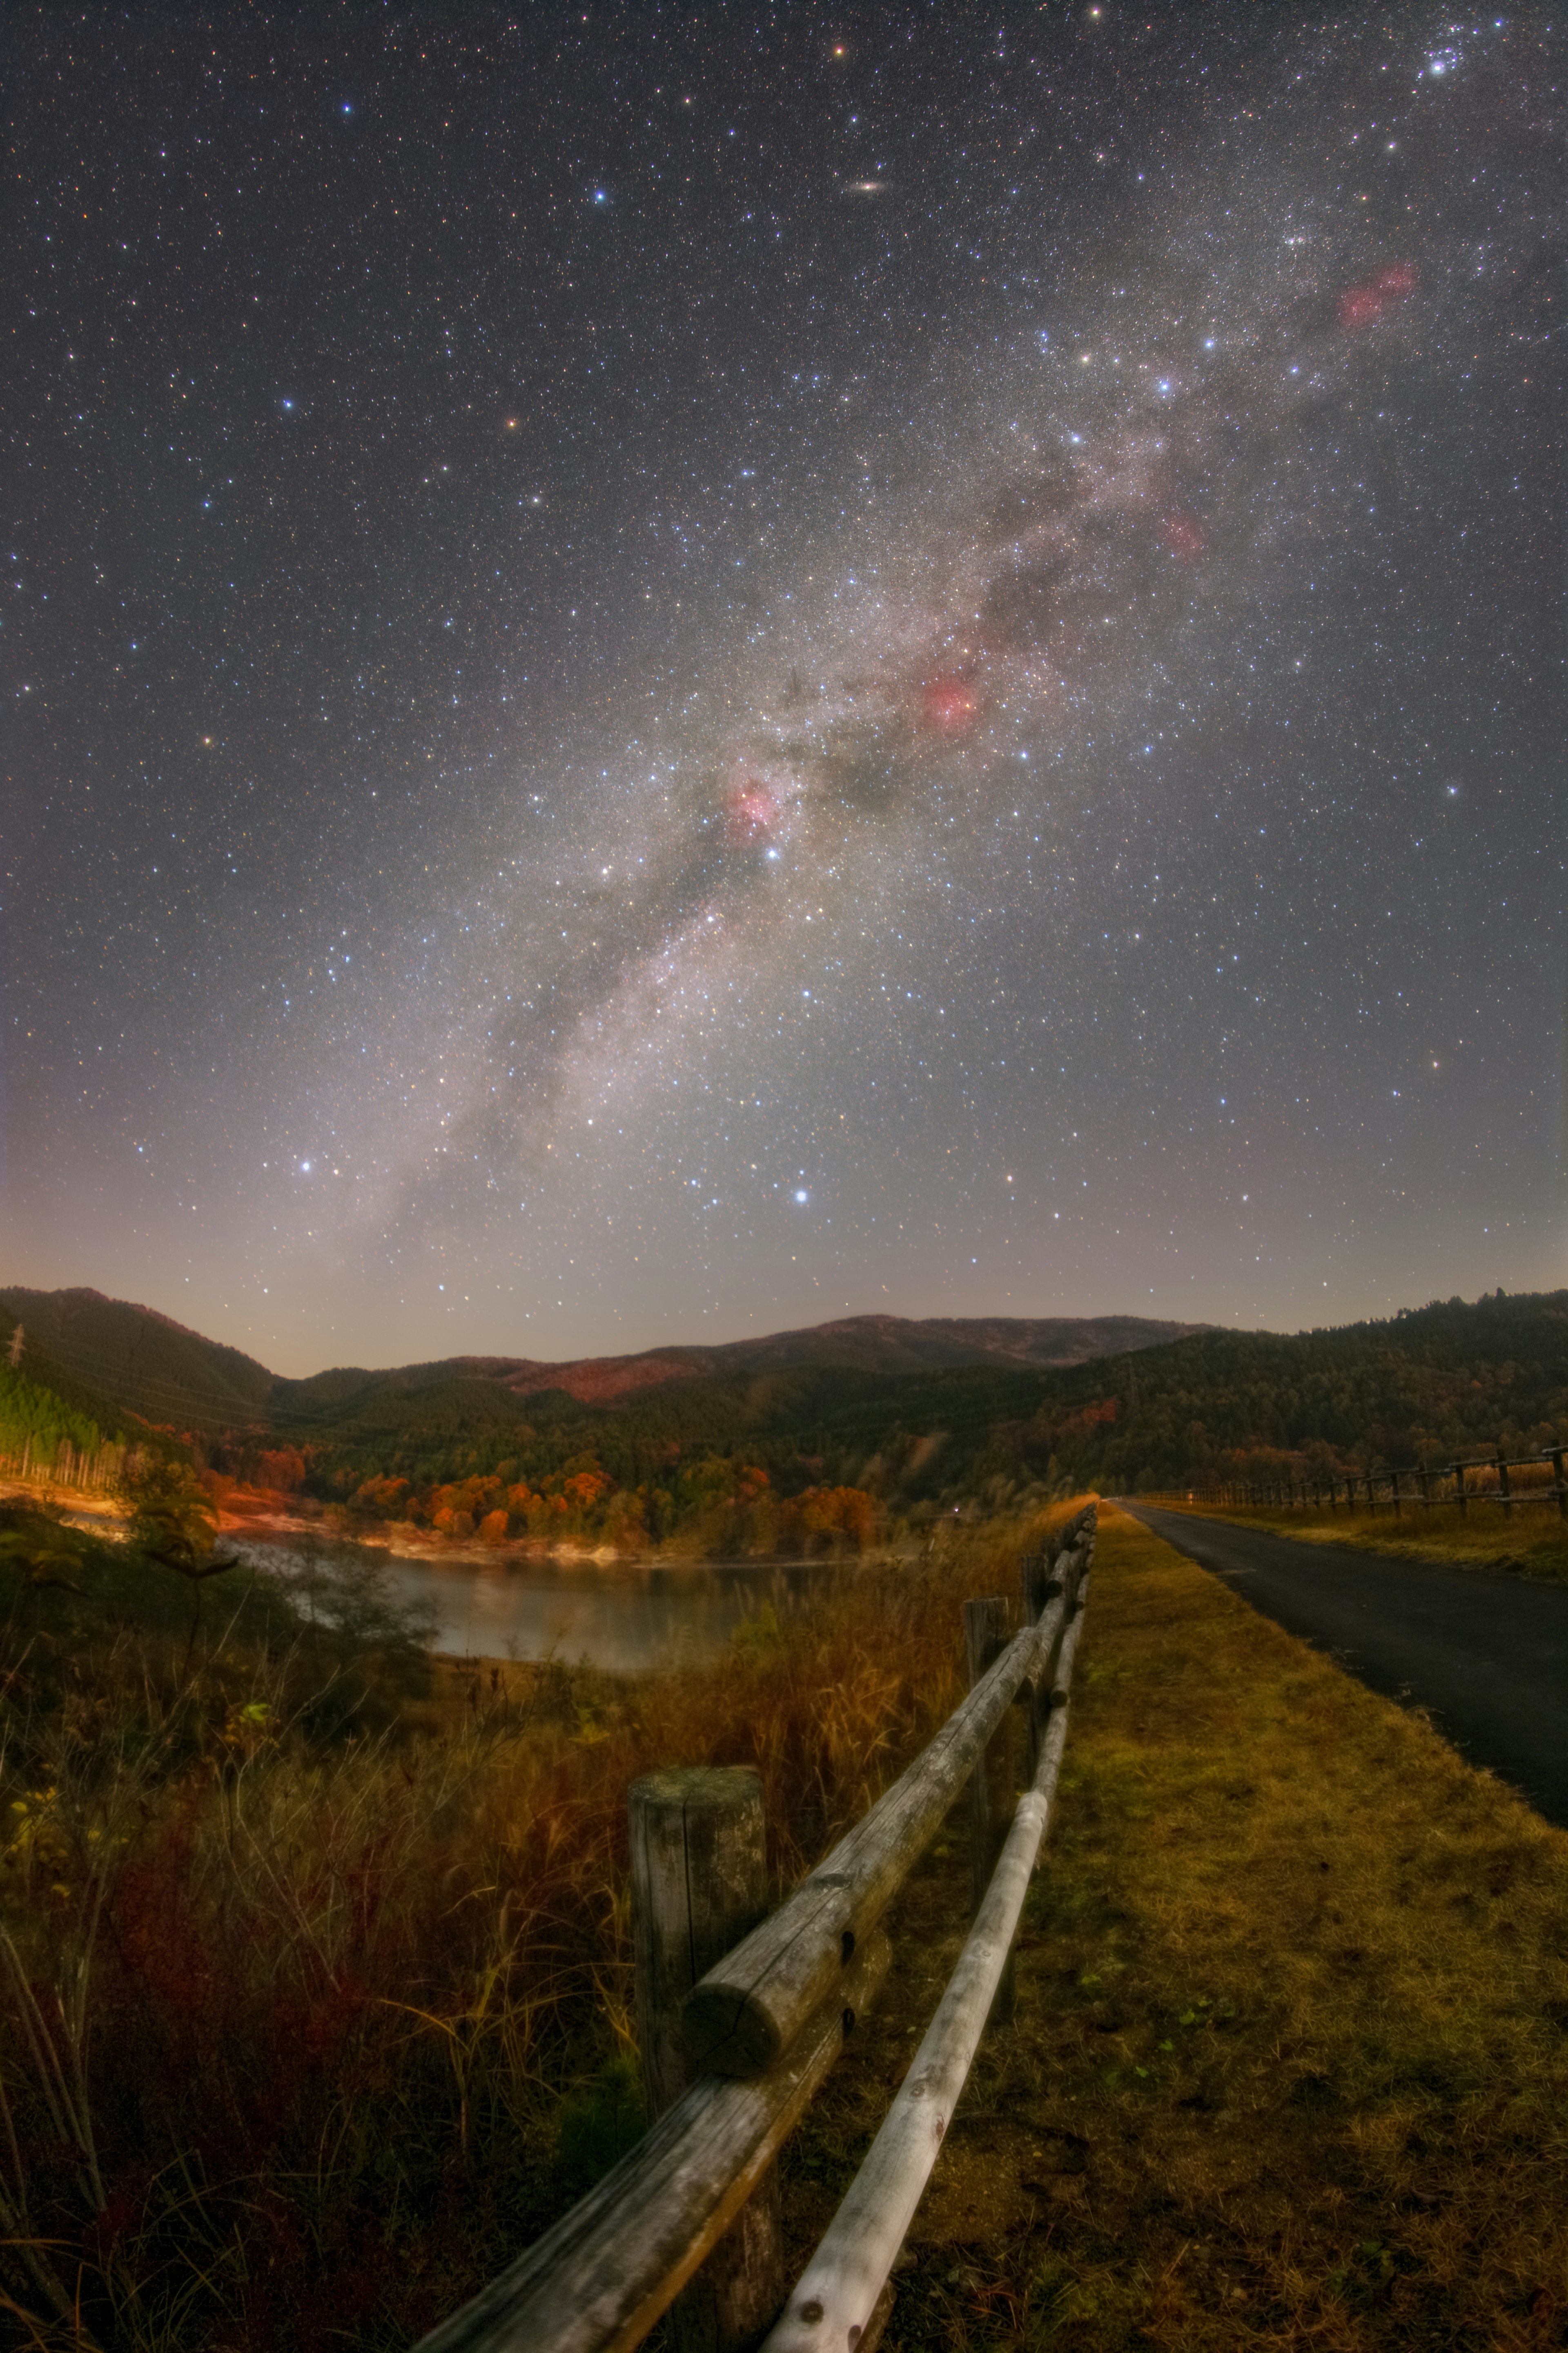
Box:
229;1533;841;1672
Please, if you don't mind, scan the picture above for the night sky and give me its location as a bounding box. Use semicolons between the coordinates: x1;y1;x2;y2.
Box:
4;6;1563;1377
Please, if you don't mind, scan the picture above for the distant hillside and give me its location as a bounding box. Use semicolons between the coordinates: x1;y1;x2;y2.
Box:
0;1287;274;1434
241;1288;1568;1546
278;1310;1216;1414
0;1289;1216;1450
5;1286;1565;1539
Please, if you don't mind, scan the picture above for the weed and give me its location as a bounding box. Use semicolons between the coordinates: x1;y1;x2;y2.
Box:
0;1494;1085;2348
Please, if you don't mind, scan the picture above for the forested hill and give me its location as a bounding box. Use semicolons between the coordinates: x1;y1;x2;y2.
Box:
0;1288;272;1433
231;1289;1567;1532
0;1289;1210;1427
3;1286;1564;1534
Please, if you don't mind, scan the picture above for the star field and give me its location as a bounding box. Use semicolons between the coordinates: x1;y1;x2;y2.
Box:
4;7;1562;1371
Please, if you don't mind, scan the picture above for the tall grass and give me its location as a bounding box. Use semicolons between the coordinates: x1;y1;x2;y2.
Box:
0;1500;1082;2350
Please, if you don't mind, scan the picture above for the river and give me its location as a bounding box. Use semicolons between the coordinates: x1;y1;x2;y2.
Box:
227;1531;843;1672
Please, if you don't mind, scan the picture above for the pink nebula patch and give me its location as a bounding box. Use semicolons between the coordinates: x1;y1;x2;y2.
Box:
1337;262;1418;331
1162;510;1208;561
921;675;980;734
724;779;777;848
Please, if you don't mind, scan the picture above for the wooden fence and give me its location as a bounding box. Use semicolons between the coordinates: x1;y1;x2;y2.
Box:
415;1503;1098;2353
1150;1446;1568;1521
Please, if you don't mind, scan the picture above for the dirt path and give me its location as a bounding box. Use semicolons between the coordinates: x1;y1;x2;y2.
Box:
1125;1503;1568;1829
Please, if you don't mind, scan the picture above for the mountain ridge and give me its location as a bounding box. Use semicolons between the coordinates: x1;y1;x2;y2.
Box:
0;1287;1221;1430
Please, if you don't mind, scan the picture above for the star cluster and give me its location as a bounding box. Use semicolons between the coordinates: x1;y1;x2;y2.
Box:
4;8;1561;1369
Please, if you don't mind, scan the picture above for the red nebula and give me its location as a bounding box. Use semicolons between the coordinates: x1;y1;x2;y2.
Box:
1337;262;1418;331
921;674;980;734
1161;510;1208;561
724;778;777;848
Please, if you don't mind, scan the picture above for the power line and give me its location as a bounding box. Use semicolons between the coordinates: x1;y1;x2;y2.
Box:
4;1335;274;1428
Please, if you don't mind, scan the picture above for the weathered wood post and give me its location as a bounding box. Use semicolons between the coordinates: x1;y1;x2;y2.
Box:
1019;1551;1051;1628
1390;1470;1401;1518
964;1596;1012;1913
1455;1459;1467;1516
1496;1448;1513;1519
1018;1550;1057;1774
964;1595;1016;2025
1553;1448;1566;1522
629;1768;784;2352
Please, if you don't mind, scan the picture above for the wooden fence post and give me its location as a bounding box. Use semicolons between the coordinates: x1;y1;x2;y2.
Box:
629;1768;784;2353
1019;1552;1051;1628
964;1595;1016;2026
1496;1448;1513;1519
1554;1449;1566;1523
1455;1460;1467;1516
1018;1553;1051;1777
1390;1471;1401;1518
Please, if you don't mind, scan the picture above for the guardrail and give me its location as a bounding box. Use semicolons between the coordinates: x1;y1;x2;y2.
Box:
1150;1446;1568;1521
416;1503;1098;2353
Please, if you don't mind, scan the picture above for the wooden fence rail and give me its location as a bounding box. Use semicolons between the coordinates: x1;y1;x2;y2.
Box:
416;1503;1098;2353
1148;1445;1568;1522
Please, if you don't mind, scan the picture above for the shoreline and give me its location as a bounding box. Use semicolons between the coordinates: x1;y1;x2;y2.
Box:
0;1478;899;1576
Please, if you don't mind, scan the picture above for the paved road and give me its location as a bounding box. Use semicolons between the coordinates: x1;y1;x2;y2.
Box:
1123;1505;1568;1830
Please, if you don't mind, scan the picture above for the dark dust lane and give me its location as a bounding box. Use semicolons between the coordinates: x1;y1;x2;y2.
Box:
1122;1505;1568;1831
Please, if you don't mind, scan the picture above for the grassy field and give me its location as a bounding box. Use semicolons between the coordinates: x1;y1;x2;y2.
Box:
1143;1492;1568;1581
779;1504;1568;2350
12;1498;1568;2349
0;1497;1079;2351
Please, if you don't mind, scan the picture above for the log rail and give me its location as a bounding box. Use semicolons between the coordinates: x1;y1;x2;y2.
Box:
415;1504;1098;2353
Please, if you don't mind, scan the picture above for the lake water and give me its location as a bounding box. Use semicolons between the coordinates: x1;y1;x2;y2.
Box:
228;1532;840;1671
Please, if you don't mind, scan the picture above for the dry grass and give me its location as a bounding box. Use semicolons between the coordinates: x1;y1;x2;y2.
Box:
0;1503;1082;2350
783;1505;1568;2350
1149;1493;1568;1581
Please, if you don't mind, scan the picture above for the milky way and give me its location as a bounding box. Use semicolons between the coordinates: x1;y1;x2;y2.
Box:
5;8;1562;1369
